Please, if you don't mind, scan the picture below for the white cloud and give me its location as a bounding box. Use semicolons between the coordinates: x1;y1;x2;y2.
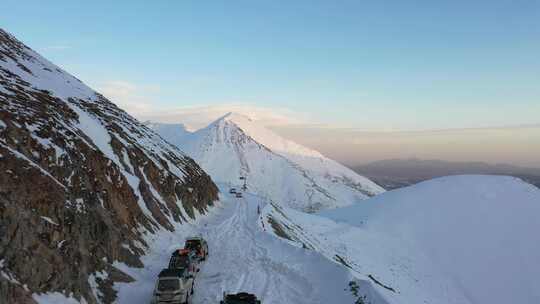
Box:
138;104;311;130
97;80;160;114
94;80;309;130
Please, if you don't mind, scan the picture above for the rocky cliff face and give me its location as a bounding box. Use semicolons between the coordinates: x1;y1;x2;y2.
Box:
0;29;218;303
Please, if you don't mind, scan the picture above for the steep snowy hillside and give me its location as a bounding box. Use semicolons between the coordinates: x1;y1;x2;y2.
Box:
151;113;384;211
263;175;540;304
143;121;191;147
0;29;218;303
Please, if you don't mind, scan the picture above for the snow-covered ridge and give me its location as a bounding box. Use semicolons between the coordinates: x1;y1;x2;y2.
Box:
0;29;95;100
150;112;384;211
264;175;540;304
217;112;324;158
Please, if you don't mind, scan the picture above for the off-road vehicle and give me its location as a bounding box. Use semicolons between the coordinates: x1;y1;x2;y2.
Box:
220;292;261;304
184;237;209;261
169;248;199;275
151;268;194;304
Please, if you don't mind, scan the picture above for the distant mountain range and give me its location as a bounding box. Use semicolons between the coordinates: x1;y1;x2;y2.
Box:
353;158;540;189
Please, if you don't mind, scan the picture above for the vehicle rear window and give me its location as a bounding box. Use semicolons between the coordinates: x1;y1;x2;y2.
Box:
170;256;190;268
185;240;200;249
158;279;179;291
225;294;257;303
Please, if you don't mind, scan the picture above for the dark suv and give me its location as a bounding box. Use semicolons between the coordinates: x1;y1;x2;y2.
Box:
169;248;199;276
220;292;261;304
184;237;209;261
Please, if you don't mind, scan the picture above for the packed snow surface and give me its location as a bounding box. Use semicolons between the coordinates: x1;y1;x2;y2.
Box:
268;175;540;304
150;113;384;211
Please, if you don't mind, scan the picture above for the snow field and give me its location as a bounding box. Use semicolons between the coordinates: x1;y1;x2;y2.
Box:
269;175;540;304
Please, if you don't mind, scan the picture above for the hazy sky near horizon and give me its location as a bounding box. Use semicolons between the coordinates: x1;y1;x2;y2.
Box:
139;108;540;167
271;125;540;167
1;0;539;130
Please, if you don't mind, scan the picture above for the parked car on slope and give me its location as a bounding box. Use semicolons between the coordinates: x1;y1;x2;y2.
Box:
220;292;261;304
184;237;209;261
235;192;243;198
151;268;194;304
229;188;237;194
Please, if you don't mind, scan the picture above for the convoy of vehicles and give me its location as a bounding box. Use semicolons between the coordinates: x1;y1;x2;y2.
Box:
152;240;203;304
231;187;244;198
231;187;245;198
151;185;261;303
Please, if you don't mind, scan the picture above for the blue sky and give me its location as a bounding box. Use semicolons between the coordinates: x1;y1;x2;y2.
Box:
1;0;539;130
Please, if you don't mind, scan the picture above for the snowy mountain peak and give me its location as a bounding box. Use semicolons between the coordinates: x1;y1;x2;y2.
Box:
150;113;384;211
208;111;323;159
206;112;257;135
205;112;254;139
217;111;254;123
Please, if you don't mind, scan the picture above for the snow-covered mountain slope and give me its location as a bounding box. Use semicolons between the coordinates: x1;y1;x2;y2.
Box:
0;29;218;303
263;175;540;304
143;121;191;147
150;113;384;211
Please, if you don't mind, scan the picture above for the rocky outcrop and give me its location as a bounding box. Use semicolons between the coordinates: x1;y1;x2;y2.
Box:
0;29;218;303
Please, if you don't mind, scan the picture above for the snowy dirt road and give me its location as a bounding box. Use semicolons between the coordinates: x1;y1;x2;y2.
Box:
192;192;356;303
114;188;356;304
